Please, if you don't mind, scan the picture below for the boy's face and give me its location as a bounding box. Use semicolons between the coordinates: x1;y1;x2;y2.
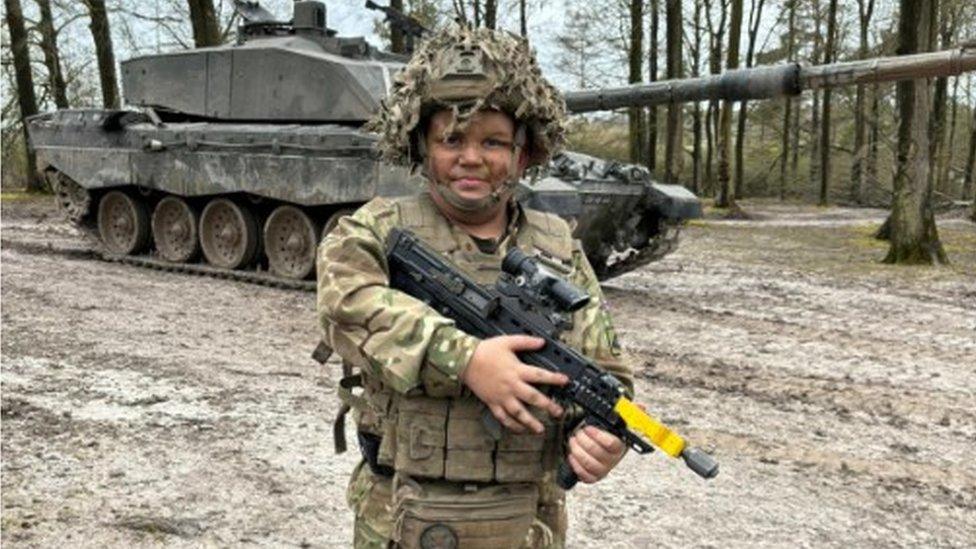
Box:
424;109;526;218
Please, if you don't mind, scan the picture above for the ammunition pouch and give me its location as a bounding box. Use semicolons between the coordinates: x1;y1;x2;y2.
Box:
393;475;539;549
383;395;554;484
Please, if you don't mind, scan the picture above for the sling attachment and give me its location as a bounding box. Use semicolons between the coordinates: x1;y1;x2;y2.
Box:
334;369;368;454
311;339;333;364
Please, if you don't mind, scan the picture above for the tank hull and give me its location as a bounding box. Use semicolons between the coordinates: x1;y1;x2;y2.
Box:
27;109;698;280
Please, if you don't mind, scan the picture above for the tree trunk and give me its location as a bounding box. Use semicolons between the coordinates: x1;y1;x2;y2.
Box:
35;0;69;109
520;0;527;37
717;0;743;208
704;0;727;197
4;0;41;191
932;3;956;194
647;0;660;173
941;76;959;196
819;0;838;206
188;0;221;47
390;0;405;53
866;83;880;192
791;76;801;179
851;0;875;204
473;0;481;28
690;0;703;194
779;0;797;200
962;106;976;201
885;0;947;265
734;0;764;199
484;0;497;30
664;0;683;183
84;0;120;109
628;0;645;164
808;0;823;195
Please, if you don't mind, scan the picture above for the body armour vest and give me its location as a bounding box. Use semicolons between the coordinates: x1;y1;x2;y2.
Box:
344;193;583;484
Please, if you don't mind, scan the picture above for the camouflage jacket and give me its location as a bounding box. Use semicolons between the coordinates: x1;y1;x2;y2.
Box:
316;192;634;397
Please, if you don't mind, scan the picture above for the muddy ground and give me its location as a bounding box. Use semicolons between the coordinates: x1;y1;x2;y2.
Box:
2;195;974;548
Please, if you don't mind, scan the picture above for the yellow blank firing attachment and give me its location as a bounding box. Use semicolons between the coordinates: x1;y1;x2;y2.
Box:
614;397;719;479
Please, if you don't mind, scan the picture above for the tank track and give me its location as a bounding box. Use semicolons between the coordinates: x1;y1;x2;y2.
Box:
38;187;681;292
89;226;678;290
19;221;677;292
100;252;316;291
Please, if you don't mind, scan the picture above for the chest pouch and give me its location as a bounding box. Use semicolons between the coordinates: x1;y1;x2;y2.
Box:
387;395;555;484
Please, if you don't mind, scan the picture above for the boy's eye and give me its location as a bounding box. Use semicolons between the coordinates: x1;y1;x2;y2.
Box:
442;134;461;146
484;138;510;148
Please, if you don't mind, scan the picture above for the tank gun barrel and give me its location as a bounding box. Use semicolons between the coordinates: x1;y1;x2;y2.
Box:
564;46;976;113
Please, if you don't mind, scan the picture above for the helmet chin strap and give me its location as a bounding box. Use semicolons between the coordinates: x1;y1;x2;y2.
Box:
424;125;527;215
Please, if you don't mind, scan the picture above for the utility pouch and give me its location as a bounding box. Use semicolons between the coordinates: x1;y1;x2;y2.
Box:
393;477;538;549
495;426;547;482
444;399;495;482
395;397;449;478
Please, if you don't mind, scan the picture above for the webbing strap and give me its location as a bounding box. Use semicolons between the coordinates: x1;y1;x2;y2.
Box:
333;373;367;454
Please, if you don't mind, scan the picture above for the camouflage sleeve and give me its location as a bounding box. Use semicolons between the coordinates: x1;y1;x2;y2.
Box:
566;241;636;397
316;199;480;394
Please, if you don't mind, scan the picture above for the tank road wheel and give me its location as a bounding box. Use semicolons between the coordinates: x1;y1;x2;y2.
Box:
263;205;319;279
199;198;259;269
322;208;356;238
151;196;200;263
97;190;150;255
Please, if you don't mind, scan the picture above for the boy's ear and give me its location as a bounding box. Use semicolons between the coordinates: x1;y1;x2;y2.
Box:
518;149;529;172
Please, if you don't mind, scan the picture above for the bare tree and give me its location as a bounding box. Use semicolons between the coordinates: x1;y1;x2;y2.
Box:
703;0;727;198
4;0;41;190
690;0;703;194
187;0;220;47
850;0;875;204
931;1;961;194
664;0;683;183
779;0;797;200
519;0;527;37
818;0;838;206
716;0;742;208
628;0;645;164
484;0;496;29
807;0;823;193
35;0;69;108
733;0;764;199
82;0;120;109
963;106;976;202
646;0;664;174
884;0;947;264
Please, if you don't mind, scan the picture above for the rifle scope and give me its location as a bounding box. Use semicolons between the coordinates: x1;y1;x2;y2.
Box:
502;248;590;313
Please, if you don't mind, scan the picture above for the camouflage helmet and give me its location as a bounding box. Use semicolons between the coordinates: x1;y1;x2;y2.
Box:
367;24;567;168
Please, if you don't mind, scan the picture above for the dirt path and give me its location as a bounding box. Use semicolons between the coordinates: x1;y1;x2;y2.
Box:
2;196;974;547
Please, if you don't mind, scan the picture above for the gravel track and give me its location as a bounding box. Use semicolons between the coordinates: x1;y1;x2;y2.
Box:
2;196;974;547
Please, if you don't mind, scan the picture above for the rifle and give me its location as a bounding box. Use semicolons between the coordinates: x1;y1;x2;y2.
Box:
365;1;429;54
386;228;718;488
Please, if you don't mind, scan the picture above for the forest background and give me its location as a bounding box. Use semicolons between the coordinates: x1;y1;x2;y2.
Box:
3;0;975;258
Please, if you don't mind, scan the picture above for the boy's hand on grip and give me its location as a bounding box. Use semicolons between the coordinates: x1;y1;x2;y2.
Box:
460;335;568;434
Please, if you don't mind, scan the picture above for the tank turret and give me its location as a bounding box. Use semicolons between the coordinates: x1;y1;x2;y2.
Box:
121;1;403;122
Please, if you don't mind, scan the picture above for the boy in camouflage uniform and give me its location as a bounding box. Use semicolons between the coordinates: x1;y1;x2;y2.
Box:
317;25;635;548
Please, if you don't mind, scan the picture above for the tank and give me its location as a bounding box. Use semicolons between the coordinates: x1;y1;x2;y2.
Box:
25;1;976;283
